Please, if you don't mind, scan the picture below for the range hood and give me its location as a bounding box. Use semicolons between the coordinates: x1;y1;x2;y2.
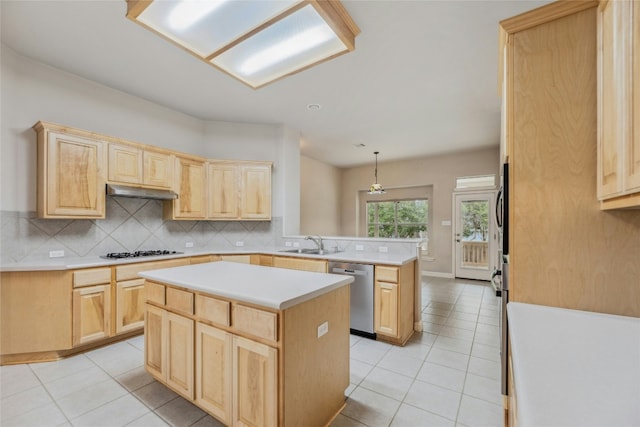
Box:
106;184;178;200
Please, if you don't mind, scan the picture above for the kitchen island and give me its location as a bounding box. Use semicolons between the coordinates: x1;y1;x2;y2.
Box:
139;261;353;427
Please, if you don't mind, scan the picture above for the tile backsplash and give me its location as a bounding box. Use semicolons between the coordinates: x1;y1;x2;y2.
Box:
0;197;281;264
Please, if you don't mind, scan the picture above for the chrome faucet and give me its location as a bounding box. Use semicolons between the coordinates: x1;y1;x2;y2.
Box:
305;235;324;251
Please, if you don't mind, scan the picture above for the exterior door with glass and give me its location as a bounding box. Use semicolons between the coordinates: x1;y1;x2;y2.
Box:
454;192;495;281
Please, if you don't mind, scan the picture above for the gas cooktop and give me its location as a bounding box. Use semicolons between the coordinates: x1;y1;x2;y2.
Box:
100;250;182;259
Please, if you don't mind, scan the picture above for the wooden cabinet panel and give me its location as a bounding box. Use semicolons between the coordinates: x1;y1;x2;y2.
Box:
73;284;111;346
196;295;230;327
272;256;327;273
170;157;207;219
240;164;271;220
233;304;277;342
190;255;213;265
220;254;252;264
116;279;145;334
108;143;142;184
208;162;238;219
166;287;194;315
116;258;189;281
627;0;640;192
73;267;111;288
1;271;72;356
35;124;106;219
375;266;398;283
145;303;164;380
145;281;165;305
196;323;232;424
143;150;174;188
598;0;640;208
233;336;277;427
166;311;195;399
374;282;398;337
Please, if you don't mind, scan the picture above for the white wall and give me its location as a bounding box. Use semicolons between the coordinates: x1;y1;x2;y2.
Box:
299;155;341;236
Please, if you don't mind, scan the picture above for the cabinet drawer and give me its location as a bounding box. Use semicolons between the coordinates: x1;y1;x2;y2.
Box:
233;304;277;342
145;281;165;305
166;287;194;315
116;258;189;281
73;268;111;288
196;295;230;326
375;266;398;283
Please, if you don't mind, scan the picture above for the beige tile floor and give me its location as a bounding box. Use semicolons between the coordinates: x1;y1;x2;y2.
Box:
0;276;502;427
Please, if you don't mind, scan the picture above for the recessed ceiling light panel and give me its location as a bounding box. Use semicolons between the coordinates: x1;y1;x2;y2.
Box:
127;0;360;89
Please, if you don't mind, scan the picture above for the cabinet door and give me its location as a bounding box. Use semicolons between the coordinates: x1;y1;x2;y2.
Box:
173;157;207;219
374;281;398;337
239;164;271;220
208;162;238;219
45;131;106;218
233;336;277;427
145;304;164;380
72;284;111;346
597;0;624;199
166;311;195;399
116;279;145;334
143;150;174;189
196;323;232;424
108;143;143;185
626;0;640;191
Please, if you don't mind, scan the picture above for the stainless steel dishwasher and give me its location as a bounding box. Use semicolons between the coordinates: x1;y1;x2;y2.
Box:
328;261;375;339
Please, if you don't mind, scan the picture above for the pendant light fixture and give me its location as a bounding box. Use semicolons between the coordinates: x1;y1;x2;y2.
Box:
368;151;386;195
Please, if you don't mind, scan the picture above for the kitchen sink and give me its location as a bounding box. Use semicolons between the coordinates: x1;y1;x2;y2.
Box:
280;248;326;255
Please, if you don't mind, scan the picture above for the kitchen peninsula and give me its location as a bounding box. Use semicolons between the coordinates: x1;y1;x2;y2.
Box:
138;261;353;427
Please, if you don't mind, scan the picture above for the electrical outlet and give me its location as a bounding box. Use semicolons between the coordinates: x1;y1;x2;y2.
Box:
317;321;329;338
378;246;388;253
185;242;194;248
355;244;364;251
285;241;292;247
235;241;244;247
293;242;300;247
49;250;65;258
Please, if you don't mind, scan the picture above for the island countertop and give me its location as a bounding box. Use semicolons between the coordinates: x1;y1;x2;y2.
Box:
138;261;354;310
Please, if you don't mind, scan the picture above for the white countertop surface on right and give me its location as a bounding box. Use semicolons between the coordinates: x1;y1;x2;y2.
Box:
507;302;640;427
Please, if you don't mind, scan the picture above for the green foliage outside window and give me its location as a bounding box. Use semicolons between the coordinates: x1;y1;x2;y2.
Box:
461;200;489;241
367;199;427;238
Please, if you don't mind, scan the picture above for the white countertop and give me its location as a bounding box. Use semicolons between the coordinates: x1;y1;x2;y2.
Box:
139;261;353;310
0;247;416;272
507;302;640;427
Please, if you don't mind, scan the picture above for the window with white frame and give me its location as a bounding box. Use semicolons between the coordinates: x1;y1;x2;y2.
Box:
367;199;428;238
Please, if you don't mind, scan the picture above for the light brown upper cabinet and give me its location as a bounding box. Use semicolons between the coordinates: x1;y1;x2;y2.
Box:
207;161;238;219
143;149;174;188
34;121;107;218
207;161;272;220
597;0;640;209
108;143;174;189
166;156;207;219
240;163;272;220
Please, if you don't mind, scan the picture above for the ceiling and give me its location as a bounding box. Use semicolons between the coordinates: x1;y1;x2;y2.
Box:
0;0;550;168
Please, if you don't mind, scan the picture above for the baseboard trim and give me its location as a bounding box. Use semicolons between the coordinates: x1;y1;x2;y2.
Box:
421;271;455;279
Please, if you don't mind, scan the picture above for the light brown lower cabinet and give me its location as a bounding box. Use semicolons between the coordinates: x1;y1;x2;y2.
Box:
144;303;195;400
196;323;233;424
115;279;145;334
72;284;111;347
373;263;415;345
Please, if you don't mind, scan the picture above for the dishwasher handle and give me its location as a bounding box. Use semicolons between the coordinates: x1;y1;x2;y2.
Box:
331;268;368;276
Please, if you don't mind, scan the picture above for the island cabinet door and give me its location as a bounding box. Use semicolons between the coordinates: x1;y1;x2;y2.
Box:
196;323;233;424
232;336;277;427
166;312;195;400
145;304;164;380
